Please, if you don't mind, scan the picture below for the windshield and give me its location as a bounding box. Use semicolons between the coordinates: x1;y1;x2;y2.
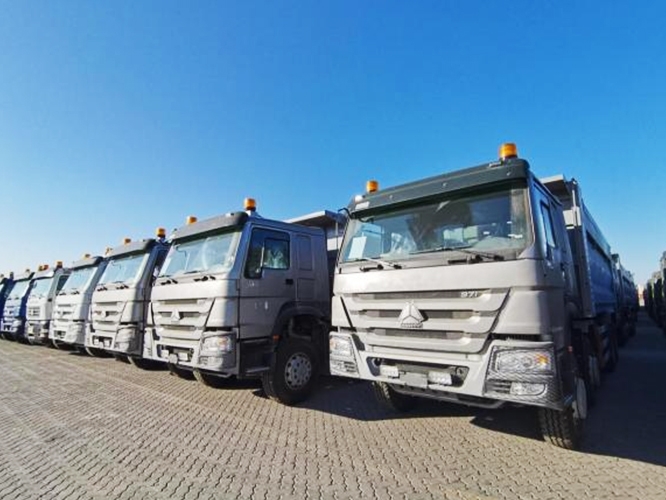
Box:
340;186;532;264
8;280;31;300
160;231;241;277
61;266;97;293
98;254;148;286
29;277;54;298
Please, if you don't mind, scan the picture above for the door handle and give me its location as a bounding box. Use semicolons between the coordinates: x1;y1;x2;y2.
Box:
285;278;294;285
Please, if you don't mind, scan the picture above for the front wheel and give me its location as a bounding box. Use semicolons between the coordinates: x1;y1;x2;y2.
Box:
262;338;319;406
194;369;228;388
128;356;157;370
373;382;419;412
539;376;587;450
85;347;110;357
168;363;195;380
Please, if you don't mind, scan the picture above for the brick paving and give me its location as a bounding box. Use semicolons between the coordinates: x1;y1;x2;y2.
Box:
1;313;665;499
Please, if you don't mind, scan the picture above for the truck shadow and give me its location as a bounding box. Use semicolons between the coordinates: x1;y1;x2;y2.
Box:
298;315;666;467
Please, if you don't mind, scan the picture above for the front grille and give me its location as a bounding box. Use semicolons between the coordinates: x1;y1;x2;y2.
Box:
352;290;489;301
372;328;465;340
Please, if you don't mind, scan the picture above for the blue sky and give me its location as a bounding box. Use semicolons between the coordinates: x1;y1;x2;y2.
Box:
0;1;664;284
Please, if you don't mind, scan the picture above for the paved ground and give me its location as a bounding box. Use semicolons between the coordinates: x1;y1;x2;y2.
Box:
1;313;665;500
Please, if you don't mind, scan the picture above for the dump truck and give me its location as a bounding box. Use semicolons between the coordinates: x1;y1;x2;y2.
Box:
145;199;344;405
329;143;620;449
0;270;34;341
50;254;108;350
25;262;71;345
87;230;169;364
611;254;638;344
0;274;14;328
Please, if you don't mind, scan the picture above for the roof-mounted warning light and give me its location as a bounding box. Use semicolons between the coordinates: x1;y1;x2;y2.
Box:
123;237;132;245
55;261;63;268
244;198;257;212
156;227;166;238
499;143;518;161
186;216;198;225
366;180;379;193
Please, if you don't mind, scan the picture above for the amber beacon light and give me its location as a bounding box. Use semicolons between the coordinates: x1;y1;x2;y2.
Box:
244;198;257;211
366;180;379;193
499;143;518;161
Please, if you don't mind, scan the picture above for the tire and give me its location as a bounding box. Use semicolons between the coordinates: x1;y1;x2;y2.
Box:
580;338;599;407
194;369;228;388
113;354;130;363
128;356;155;370
168;363;195;380
85;347;110;357
262;338;319;406
539;376;587;450
373;382;418;412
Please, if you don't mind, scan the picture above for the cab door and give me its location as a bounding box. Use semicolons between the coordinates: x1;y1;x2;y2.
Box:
239;228;295;339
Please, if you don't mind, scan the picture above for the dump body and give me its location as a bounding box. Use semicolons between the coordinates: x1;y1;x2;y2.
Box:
146;210;343;378
0;271;35;340
540;176;617;320
51;255;107;346
87;238;169;357
25;266;71;344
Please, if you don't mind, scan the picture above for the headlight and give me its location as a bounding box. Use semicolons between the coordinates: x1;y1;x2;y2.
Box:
330;335;353;358
201;335;234;354
492;348;553;373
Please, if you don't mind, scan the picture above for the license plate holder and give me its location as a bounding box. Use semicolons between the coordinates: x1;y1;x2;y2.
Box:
402;372;428;389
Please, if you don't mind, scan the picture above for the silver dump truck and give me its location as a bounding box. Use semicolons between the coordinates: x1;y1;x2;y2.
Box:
25;263;71;345
87;231;169;365
145;200;344;405
50;254;108;350
1;270;34;341
0;274;14;328
329;143;621;449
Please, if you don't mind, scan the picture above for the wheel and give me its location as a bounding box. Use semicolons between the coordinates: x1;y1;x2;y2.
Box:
85;347;110;357
113;354;130;363
373;382;419;412
580;338;599;407
604;330;619;373
128;356;155;370
262;338;319;405
539;376;587;450
168;363;195;380
194;369;228;388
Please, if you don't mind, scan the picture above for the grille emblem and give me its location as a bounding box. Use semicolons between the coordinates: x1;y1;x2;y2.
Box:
398;302;424;329
170;310;183;322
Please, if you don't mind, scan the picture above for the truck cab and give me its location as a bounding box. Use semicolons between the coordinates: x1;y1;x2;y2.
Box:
87;231;169;361
329;144;614;449
146;200;344;405
0;270;35;341
51;254;108;348
0;274;14;327
25;262;71;345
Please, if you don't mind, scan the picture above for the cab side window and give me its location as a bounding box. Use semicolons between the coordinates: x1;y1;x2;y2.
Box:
540;202;557;258
244;229;291;279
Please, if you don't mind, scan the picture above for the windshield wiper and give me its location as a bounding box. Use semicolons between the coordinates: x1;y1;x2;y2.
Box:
410;246;504;262
96;285;108;292
159;277;179;285
348;257;402;272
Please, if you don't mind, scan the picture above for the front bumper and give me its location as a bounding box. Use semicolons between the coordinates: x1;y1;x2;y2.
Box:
329;331;564;410
51;320;87;345
144;327;239;375
1;318;26;339
86;324;142;356
26;320;51;343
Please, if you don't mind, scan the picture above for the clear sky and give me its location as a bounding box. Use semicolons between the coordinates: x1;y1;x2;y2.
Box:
1;1;664;284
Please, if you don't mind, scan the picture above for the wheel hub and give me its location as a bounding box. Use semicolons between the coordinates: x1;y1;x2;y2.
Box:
284;352;312;390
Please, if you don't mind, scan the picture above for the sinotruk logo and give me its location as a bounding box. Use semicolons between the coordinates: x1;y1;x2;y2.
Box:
398;302;424;329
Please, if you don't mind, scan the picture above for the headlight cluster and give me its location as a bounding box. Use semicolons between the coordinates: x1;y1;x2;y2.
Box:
329;335;353;358
201;335;234;354
492;348;553;373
